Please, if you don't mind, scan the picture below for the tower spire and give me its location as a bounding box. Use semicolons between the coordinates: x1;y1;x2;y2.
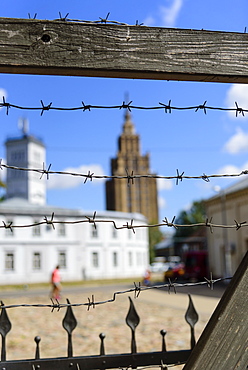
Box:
123;93;135;135
123;109;135;135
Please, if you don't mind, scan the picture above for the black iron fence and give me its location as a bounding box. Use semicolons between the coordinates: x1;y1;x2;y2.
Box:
0;294;199;369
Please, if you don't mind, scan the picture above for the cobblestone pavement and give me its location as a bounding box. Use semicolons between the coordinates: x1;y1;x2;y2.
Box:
0;284;220;369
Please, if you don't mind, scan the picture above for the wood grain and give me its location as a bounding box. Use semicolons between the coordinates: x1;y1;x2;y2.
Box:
1;18;248;83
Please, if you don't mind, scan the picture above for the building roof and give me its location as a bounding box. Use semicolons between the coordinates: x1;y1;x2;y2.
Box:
206;176;248;202
0;197;147;222
0;197;81;217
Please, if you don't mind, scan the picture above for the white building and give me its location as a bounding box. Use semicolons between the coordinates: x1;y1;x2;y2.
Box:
0;130;149;285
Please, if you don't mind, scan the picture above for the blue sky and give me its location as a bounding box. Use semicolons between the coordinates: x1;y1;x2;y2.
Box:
1;0;248;228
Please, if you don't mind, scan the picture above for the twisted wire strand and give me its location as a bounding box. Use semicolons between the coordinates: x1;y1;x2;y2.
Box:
0;99;247;116
1;163;248;184
0;277;230;310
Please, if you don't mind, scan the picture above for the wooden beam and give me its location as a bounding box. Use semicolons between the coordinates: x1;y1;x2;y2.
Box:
183;251;248;370
1;17;248;83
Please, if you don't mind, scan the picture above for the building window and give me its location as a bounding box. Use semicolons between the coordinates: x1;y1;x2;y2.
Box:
58;223;66;236
5;253;14;271
33;221;41;236
46;224;53;231
33;252;41;270
11;150;25;162
113;252;118;267
128;251;133;266
92;252;99;268
136;252;142;266
91;225;98;238
58;252;67;269
5;220;14;237
112;226;117;238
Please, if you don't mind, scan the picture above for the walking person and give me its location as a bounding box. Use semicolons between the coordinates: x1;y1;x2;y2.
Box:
51;265;62;300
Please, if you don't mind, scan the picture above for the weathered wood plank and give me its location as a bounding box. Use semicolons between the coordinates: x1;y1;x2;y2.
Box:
183;251;248;370
1;17;248;83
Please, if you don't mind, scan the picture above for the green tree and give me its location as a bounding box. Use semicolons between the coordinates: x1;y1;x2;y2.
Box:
173;200;206;239
0;179;6;202
148;225;163;263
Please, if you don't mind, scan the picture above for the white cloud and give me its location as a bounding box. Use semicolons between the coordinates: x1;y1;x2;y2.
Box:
142;16;156;26
143;0;183;28
157;178;173;191
0;158;6;181
225;84;248;120
217;161;248;176
158;196;167;209
218;164;243;175
47;164;105;190
223;127;248;154
160;0;183;27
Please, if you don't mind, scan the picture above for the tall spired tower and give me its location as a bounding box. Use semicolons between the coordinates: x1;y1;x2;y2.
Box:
5;119;46;205
106;111;158;223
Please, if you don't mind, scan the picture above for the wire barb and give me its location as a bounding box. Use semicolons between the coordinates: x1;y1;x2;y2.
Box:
82;101;91;111
162;216;178;229
87;295;95;310
99;12;110;24
204;272;214;290
120;100;132;111
40;100;52;116
125;168;134;185
159;100;172;113
40;163;52;179
85;211;97;229
2;221;13;232
235;101;245;117
167;278;177;294
176;169;184;185
195;101;207;114
58;12;69;21
133;282;141;299
84;171;94;184
205;217;213;233
234;219;247;230
44;212;55;230
28;13;37;19
202;173;210;182
124;219;135;234
1;96;11;115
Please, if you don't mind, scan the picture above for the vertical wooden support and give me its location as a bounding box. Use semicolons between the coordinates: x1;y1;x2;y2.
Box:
183;251;248;370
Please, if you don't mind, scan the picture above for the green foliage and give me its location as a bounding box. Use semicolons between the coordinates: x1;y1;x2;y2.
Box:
174;200;206;239
148;225;163;263
0;179;6;202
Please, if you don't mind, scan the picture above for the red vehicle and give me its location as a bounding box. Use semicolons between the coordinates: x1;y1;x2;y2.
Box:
164;251;209;281
183;251;209;281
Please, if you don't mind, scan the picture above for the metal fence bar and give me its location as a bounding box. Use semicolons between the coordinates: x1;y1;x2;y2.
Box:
0;295;198;369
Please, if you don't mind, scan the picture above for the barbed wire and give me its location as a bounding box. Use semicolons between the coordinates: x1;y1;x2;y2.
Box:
1;162;248;185
27;12;144;26
0;277;231;310
26;11;248;36
0;211;247;233
0;98;247;117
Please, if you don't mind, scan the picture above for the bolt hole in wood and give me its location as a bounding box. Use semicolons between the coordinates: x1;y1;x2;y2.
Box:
41;34;51;43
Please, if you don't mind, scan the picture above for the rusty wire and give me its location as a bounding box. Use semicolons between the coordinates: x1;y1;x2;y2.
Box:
0;210;247;233
1;162;248;185
0;97;247;116
0;277;231;311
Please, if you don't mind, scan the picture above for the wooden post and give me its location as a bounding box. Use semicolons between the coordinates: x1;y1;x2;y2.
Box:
183;251;248;370
1;17;248;83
